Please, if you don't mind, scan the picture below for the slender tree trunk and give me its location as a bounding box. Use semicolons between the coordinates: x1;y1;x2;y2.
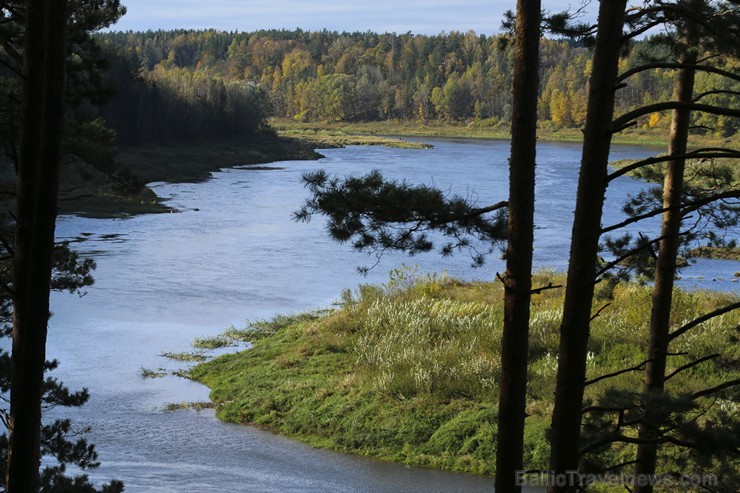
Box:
6;0;68;490
634;39;698;493
548;2;627;491
494;1;540;492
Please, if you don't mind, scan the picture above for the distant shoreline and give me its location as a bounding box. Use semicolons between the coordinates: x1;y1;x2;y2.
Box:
44;131;426;218
270;118;736;148
62;119;736;219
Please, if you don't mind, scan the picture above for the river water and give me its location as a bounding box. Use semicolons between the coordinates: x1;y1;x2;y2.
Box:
47;139;738;491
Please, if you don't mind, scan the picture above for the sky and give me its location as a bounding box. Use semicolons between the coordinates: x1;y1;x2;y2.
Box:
110;0;597;35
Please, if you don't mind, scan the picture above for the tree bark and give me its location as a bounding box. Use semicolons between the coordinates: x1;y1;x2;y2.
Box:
548;1;627;491
634;27;698;493
494;1;540;492
6;0;68;491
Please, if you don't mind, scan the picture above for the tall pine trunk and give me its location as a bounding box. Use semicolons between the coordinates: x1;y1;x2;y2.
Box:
6;0;68;490
634;38;697;493
494;1;540;491
548;1;627;491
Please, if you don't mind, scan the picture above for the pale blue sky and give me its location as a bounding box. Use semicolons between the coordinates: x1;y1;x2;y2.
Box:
111;0;597;34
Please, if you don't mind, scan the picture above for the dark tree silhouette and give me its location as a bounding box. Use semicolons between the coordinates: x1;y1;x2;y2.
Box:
635;5;702;491
494;1;541;492
547;2;739;490
7;0;70;489
548;2;628;491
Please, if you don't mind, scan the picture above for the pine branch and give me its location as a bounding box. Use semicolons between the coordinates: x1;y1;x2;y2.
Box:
601;190;740;235
580;434;696;456
0;235;14;258
0;36;22;72
665;354;720;382
296;169;508;264
58;194;95;202
693;89;740;102
585;353;687;386
613;102;740;134
438;200;508;226
669;302;740;341
0;408;9;429
595;231;692;278
622;19;664;42
582;404;636;415
607;148;740;182
530;282;563;295
590;303;612;322
617;64;740;85
688;124;715;132
691;379;740;400
595;460;640;475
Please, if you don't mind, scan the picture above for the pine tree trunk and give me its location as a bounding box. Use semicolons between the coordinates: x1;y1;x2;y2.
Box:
494;1;540;491
634;42;697;493
548;2;627;491
6;0;68;490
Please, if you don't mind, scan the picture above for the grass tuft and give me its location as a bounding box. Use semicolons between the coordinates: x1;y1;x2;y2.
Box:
160;351;209;362
163;401;217;412
141;367;167;378
192;335;234;349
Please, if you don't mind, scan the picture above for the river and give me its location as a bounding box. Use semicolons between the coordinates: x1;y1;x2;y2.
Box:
47;139;738;491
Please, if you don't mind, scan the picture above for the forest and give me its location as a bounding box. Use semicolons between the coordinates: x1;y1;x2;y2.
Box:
0;0;738;492
93;28;738;144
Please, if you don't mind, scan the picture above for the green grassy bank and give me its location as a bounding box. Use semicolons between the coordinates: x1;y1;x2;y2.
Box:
188;270;739;481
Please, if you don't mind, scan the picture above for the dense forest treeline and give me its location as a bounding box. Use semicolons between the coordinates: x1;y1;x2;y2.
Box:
94;28;739;144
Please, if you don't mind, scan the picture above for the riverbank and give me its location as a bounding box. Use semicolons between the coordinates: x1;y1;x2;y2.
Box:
270;118;737;148
0;132;427;219
688;246;740;261
97;133;427;217
43;119;736;218
187;270;739;479
116;132;428;186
